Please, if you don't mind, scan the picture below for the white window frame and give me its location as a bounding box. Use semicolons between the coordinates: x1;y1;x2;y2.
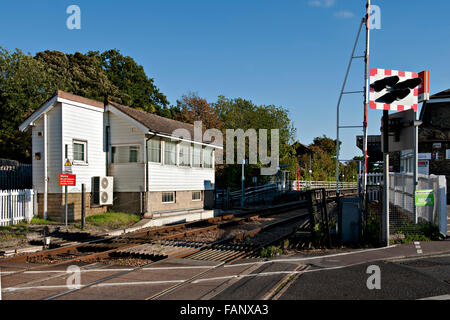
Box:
162;191;175;204
192;191;202;201
204;147;214;169
178;142;191;167
164;140;177;166
192;144;203;168
147;138;161;163
111;144;141;164
72;140;87;165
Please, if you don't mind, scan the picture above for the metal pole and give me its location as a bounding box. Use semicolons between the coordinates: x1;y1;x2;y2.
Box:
309;154;312;188
413;110;419;224
65;186;68;228
81;184;86;229
363;0;371;202
383;110;390;246
336;18;364;195
241;159;245;207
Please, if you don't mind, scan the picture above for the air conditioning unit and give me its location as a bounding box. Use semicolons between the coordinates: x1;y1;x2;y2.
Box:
92;176;114;205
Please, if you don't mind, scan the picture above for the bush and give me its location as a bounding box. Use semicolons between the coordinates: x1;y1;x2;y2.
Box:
260;245;282;258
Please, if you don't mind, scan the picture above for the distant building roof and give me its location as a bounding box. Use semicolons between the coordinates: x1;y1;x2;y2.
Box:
430;89;450;100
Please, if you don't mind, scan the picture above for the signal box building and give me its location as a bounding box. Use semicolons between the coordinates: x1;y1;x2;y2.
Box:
19;91;222;222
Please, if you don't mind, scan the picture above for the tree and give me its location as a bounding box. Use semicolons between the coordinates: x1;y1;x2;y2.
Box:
35;50;129;103
0;47;54;162
175;93;224;130
0;47;171;162
213;95;296;188
88;49;169;114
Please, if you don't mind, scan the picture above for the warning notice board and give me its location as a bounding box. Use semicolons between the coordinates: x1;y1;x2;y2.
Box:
59;174;76;186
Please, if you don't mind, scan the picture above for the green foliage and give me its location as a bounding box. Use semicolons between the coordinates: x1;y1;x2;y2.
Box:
260;245;282;258
85;211;140;229
0;47;171;162
88;49;169;113
29;217;59;225
213;95;297;188
391;222;444;244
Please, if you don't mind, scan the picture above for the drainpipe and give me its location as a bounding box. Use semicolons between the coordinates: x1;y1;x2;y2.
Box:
144;131;157;214
43;112;48;220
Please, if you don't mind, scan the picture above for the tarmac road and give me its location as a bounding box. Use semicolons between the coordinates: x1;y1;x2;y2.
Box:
278;254;450;300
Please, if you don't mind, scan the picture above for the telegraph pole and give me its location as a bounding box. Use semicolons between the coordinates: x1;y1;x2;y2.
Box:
363;0;371;203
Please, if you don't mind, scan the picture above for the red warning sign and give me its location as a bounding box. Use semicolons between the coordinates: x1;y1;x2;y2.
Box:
59;174;76;186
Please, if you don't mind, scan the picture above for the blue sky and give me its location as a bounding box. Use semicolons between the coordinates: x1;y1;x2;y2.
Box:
1;0;449;160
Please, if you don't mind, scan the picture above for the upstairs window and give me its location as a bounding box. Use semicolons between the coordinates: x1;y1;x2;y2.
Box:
192;145;202;168
204;147;213;168
112;145;140;164
73;140;87;164
179;142;191;167
164;140;177;165
148;138;161;163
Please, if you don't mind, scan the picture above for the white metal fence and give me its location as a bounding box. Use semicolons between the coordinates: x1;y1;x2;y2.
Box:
0;189;35;226
389;173;447;234
292;181;358;191
364;173;447;235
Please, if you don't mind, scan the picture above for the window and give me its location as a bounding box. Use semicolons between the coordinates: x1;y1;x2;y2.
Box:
204;147;213;168
162;192;175;203
179;142;191;167
192;145;202;167
129;146;139;163
192;191;202;201
148;138;161;163
73;140;87;163
112;145;140;163
164;140;177;165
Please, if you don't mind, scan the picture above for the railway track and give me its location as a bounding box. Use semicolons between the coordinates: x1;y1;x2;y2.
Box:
0;200;307;273
41;209;309;300
0;189;356;300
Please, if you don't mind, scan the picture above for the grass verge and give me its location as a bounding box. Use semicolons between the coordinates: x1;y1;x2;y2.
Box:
85;211;141;230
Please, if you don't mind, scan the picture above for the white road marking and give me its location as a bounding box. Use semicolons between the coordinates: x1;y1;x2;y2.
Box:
1;262;368;293
225;245;398;268
419;294;450;300
1;265;215;275
193;262;371;284
2;279;188;292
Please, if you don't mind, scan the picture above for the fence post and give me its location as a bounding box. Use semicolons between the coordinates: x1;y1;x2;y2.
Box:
81;184;86;230
321;188;331;248
10;190;14;226
438;175;447;236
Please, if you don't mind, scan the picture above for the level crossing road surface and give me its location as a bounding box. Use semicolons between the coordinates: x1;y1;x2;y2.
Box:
1;240;449;300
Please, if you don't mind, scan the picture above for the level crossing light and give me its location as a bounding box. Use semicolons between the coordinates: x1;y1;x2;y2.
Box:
371;76;422;104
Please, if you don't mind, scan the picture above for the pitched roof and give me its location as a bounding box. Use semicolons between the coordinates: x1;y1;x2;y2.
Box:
430;89;450;99
56;90;104;109
107;101;221;147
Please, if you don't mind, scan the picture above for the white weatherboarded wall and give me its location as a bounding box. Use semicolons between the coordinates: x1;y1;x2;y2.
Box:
108;112;145;192
147;164;215;192
32;104;62;194
61;102;106;193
